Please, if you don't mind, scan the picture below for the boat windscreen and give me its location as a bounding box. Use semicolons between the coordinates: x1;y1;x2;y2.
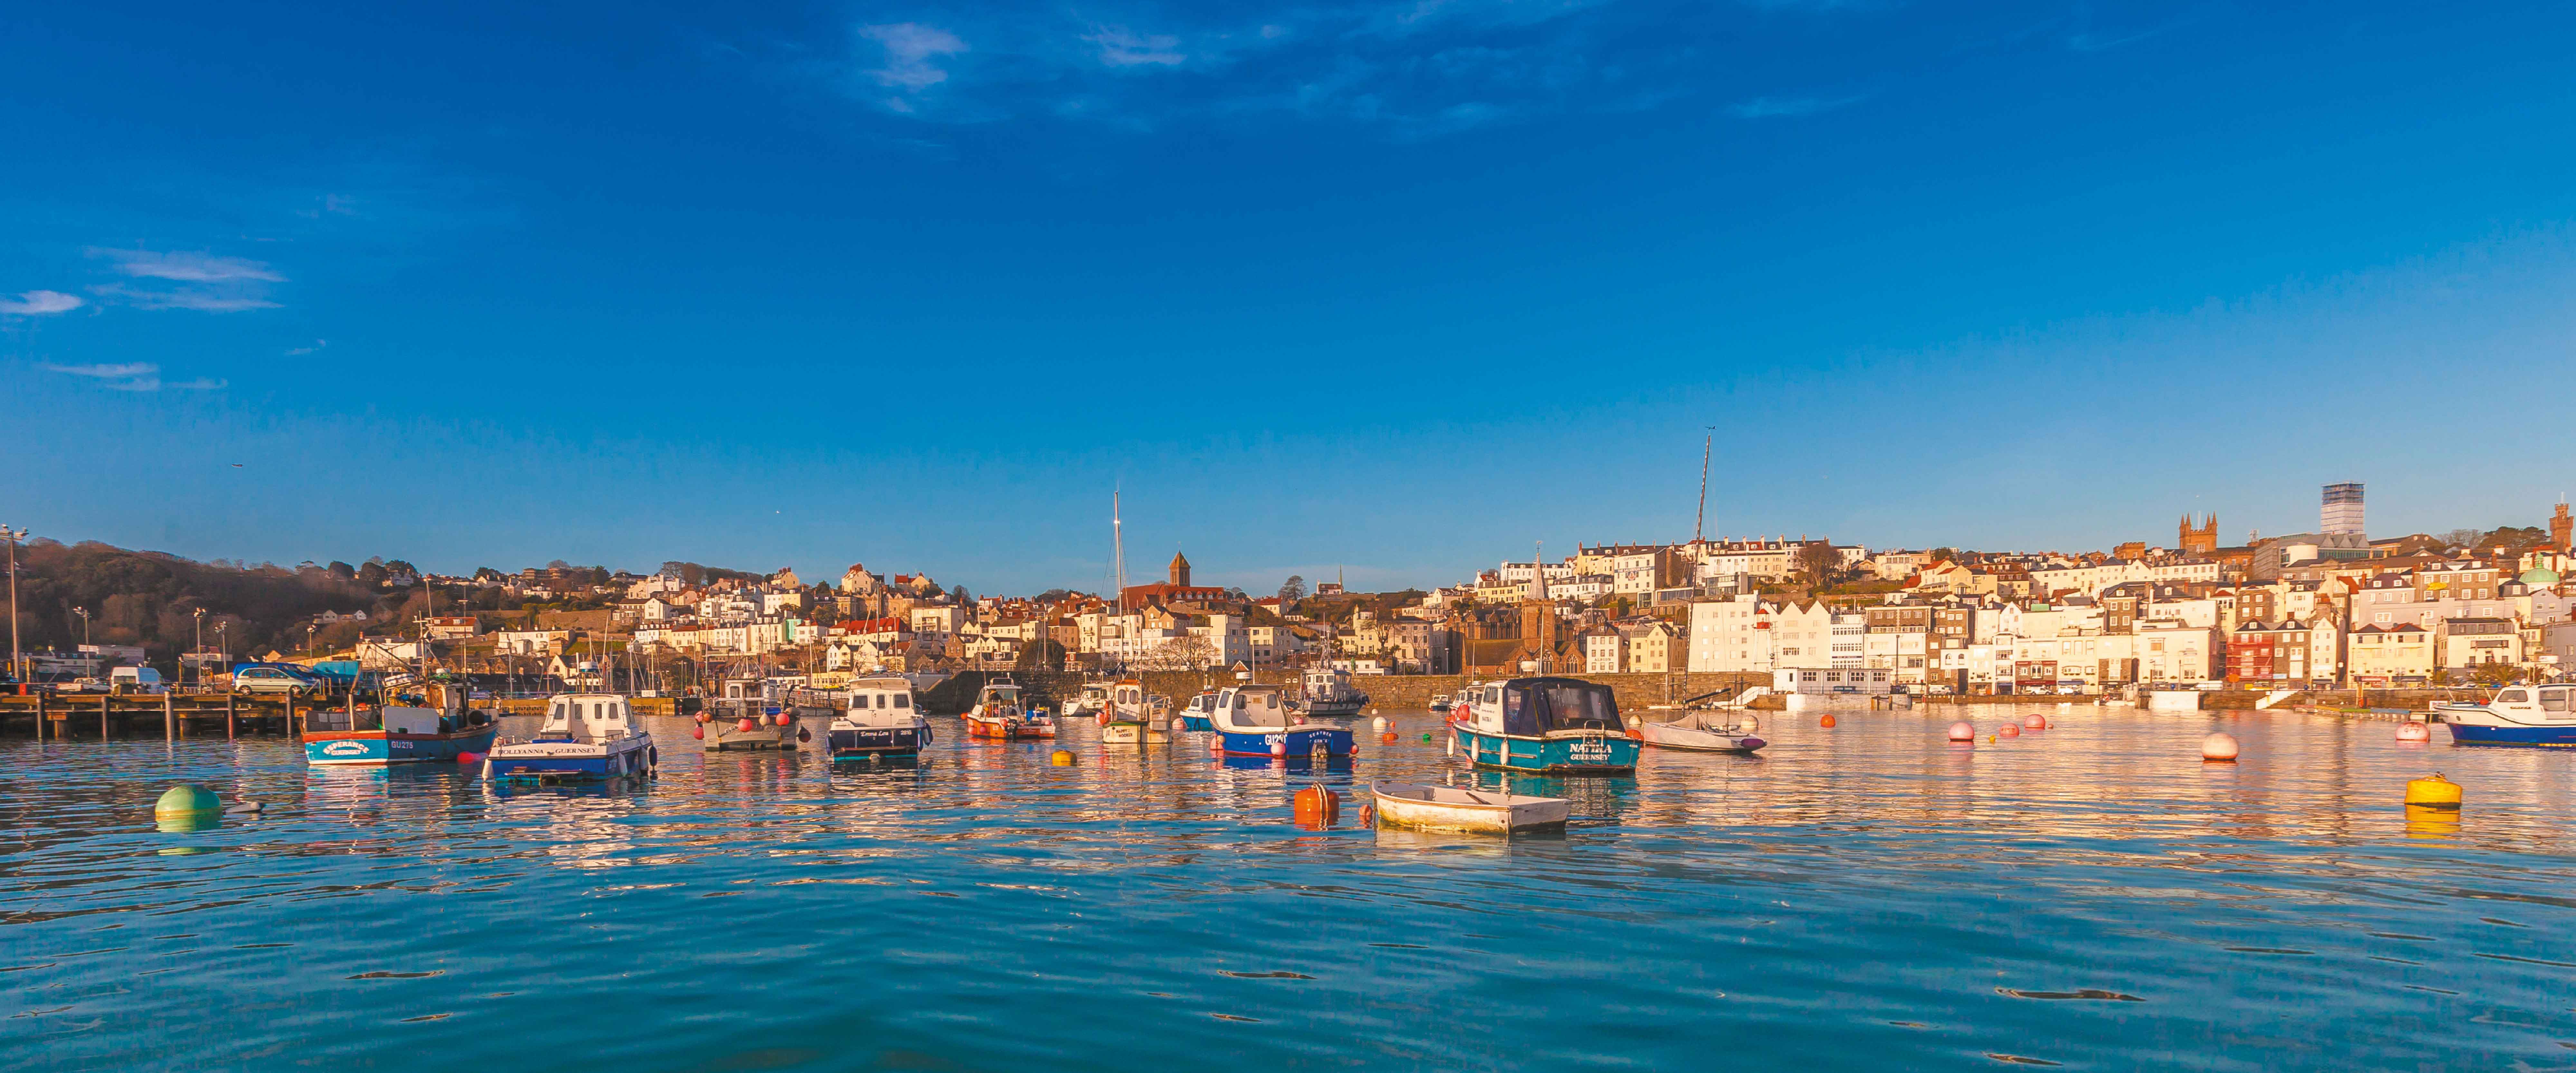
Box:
1501;681;1624;735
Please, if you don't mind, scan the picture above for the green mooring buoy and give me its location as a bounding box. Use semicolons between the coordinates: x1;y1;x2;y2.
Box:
155;784;220;818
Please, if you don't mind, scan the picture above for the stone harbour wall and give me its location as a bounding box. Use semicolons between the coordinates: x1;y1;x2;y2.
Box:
916;669;1766;717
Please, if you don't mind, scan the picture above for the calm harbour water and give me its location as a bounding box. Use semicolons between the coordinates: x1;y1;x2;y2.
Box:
6;704;2576;1072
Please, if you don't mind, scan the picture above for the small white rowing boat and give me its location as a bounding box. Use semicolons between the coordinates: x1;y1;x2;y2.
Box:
1369;782;1569;834
1638;713;1766;754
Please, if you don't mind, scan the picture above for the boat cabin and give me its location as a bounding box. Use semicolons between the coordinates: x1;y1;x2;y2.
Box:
843;679;918;724
977;681;1023;708
2483;685;2576;720
1217;685;1293;729
1463;677;1626;738
540;694;638;741
1111;679;1146;715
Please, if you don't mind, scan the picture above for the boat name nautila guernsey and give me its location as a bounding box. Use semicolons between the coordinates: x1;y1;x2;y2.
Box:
1452;677;1640;774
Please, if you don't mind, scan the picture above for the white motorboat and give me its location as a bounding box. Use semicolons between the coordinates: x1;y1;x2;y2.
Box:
485;693;658;783
829;676;931;758
1639;712;1767;754
1294;666;1371;717
1368;782;1569;834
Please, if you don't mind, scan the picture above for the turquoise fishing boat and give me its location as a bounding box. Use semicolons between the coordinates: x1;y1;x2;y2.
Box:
1451;677;1638;775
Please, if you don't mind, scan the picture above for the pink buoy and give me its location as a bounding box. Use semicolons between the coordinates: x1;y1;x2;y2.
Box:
692;727;705;740
776;712;794;727
1270;739;1288;757
2396;721;2431;743
456;751;484;766
1998;724;2020;738
694;711;711;725
2022;714;2046;729
1946;721;1975;742
2202;731;2240;762
736;718;760;734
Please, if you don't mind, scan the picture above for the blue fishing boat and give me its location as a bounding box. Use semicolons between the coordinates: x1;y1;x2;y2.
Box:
302;681;497;766
2429;685;2576;746
1179;690;1219;732
1451;677;1639;775
483;693;659;782
1212;685;1353;759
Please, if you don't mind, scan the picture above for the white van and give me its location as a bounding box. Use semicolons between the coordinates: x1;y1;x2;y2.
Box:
111;666;167;694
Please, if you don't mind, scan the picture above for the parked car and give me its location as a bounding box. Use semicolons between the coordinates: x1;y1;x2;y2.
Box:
231;664;328;696
66;676;109;693
110;666;167;695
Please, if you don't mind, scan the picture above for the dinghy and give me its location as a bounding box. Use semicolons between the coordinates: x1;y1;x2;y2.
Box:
1639;712;1766;754
1368;782;1569;834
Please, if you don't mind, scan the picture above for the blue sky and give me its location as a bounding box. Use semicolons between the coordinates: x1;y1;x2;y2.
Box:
5;1;2573;594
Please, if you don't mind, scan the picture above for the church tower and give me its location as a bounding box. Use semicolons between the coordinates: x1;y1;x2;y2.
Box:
1168;551;1191;588
2179;513;2218;555
2552;502;2571;551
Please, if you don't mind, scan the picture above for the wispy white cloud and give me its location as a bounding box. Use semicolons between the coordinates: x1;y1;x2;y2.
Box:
39;362;224;392
0;290;83;315
1727;93;1866;118
860;22;968;112
1086;26;1187;67
84;248;285;312
92;249;286;284
287;339;328;355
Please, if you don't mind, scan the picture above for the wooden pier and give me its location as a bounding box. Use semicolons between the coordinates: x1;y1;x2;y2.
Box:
0;692;301;740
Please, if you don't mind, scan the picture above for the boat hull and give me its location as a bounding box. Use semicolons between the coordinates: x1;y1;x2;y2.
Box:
1179;714;1215;732
1217;726;1354;758
829;724;929;757
485;737;656;782
1454;726;1638;774
1102;722;1144;745
1638;721;1766;754
2445;722;2576;747
304;727;497;767
966;717;1056;740
1302;698;1368;718
1369;782;1569;834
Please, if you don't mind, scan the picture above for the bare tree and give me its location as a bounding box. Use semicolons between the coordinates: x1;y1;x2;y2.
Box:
1278;575;1306;601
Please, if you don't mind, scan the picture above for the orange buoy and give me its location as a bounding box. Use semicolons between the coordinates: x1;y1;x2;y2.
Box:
2396;721;2431;743
1292;786;1342;824
2022;714;2046;729
694;711;711;725
2202;732;2239;762
736;718;759;734
1381;732;1398;744
1819;714;1837;728
1946;721;1975;742
1998;724;2020;738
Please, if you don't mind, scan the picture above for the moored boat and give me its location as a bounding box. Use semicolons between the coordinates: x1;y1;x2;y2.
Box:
1179;690;1219;732
963;677;1056;739
1295;666;1371;718
829;676;932;758
1066;682;1110;723
1212;685;1353;759
302;681;497;767
1638;712;1766;754
2428;685;2576;746
483;693;658;783
1368;781;1569;834
1452;677;1639;775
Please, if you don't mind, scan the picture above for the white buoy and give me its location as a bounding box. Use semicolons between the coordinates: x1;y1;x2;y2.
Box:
2202;732;2240;762
2396;721;2431;743
1371;716;1387;731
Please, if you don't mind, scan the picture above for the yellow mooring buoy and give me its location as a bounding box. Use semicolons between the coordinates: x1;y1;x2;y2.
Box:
2404;773;2462;809
1050;749;1075;766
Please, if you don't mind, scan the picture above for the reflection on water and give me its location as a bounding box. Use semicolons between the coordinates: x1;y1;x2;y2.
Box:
6;704;2576;1071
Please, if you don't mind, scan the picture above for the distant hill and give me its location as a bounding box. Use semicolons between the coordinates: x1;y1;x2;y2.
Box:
7;539;401;671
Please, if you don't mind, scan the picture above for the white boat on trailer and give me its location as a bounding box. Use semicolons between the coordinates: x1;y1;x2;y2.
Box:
1369;781;1569;834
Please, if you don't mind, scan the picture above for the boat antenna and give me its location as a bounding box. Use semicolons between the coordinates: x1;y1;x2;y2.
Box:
1695;427;1712;544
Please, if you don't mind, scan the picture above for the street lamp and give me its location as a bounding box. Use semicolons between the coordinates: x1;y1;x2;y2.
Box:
1;524;24;686
192;607;207;690
73;606;90;648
